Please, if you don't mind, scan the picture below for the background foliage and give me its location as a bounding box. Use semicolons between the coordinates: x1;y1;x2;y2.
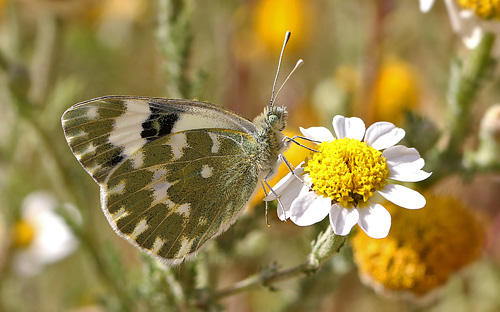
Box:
1;0;500;311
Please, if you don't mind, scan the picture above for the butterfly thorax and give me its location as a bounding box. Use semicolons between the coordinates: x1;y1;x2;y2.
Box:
252;106;289;179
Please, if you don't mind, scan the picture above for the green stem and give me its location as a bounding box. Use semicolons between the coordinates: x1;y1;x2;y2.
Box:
448;32;495;152
427;32;496;183
156;0;193;98
211;227;346;300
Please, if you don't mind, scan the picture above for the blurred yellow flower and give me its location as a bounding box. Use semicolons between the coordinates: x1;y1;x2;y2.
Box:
99;0;145;22
352;193;484;298
457;0;500;19
253;0;311;53
372;60;420;125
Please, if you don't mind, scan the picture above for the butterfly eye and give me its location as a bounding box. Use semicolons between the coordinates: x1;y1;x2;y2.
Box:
268;114;278;125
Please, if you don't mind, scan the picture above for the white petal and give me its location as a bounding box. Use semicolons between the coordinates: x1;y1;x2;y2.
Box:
264;166;305;201
299;127;334;142
358;203;391;239
378;184;426;209
383;145;422;168
22;191;57;216
31;212;78;264
332;115;365;140
463;26;483;49
289;192;331;226
329;204;360;236
443;0;461;32
383;146;432;182
365;122;405;150
278;182;311;221
389;169;432;182
420;0;435;13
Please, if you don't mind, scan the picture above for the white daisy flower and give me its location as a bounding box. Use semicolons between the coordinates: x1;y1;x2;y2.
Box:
265;115;431;239
420;0;484;49
12;191;80;277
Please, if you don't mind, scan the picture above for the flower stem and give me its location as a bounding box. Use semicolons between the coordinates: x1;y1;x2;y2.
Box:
427;31;496;182
448;32;495;152
210;227;346;300
156;0;193;98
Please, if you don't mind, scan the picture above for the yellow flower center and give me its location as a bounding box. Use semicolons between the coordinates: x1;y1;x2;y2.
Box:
304;138;389;208
457;0;500;19
11;220;35;249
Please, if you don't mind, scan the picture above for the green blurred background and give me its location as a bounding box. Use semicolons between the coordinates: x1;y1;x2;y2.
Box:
1;0;500;311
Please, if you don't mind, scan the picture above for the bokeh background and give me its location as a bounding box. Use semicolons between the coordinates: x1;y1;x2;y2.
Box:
1;0;500;311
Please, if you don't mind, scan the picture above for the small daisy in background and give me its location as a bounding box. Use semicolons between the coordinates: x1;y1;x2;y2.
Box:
351;194;484;299
10;191;80;277
265;115;431;239
420;0;500;49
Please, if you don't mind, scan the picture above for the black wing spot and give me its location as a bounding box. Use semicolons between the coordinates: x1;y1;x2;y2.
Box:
107;150;125;167
141;105;179;142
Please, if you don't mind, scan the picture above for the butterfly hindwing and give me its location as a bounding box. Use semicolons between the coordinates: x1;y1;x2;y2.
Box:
102;129;260;264
61;96;257;184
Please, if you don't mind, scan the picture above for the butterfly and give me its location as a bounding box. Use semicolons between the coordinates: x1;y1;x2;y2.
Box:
61;32;301;265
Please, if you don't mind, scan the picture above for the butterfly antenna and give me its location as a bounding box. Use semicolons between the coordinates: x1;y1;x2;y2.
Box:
270;31;291;108
272;59;303;105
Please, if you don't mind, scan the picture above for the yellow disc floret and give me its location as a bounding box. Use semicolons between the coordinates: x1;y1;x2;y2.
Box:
11;220;35;249
304;138;389;208
457;0;500;19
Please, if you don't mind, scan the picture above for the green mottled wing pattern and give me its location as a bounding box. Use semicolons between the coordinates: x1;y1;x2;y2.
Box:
62;98;133;183
61;96;263;265
61;96;256;184
103;129;259;264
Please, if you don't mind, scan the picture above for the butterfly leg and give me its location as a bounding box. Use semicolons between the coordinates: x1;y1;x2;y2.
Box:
278;154;309;187
261;181;271;227
263;178;288;222
284;135;320;153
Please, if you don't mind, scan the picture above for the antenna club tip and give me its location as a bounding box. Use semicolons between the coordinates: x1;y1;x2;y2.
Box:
297;59;304;66
285;31;291;41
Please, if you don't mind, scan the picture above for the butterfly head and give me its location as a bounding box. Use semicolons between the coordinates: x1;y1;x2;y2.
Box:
253;105;288;133
266;105;288;131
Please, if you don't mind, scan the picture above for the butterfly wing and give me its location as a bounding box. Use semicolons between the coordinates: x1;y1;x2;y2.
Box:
62;96;262;264
102;129;260;264
61;95;257;184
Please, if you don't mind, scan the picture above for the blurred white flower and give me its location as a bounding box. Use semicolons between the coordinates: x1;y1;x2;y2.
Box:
265;116;431;239
420;0;483;49
12;191;80;277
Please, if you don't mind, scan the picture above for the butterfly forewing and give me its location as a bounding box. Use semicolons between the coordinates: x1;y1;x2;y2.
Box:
61;96;257;184
103;129;260;264
62;98;134;183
